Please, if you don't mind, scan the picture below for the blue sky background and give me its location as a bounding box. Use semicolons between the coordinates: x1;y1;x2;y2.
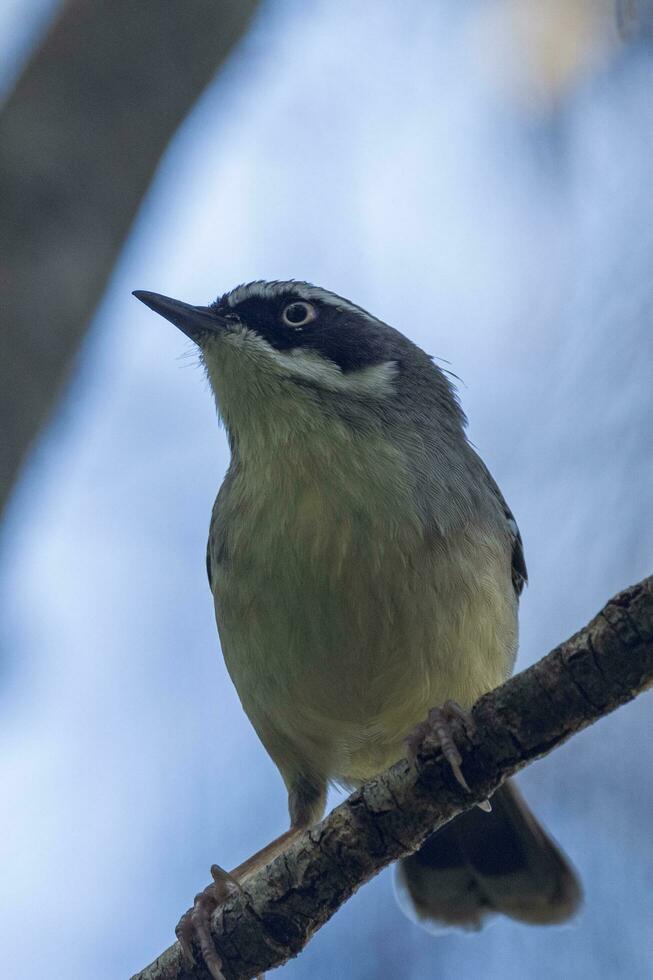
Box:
1;2;652;978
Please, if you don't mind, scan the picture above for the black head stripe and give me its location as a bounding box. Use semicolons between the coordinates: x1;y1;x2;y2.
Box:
214;289;394;372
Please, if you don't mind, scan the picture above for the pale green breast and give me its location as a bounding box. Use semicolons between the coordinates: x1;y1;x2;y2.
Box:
211;463;517;785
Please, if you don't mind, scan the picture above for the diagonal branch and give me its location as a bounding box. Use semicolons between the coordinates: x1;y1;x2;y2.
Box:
132;576;653;980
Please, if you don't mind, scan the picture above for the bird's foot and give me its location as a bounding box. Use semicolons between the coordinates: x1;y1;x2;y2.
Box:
175;828;303;977
175;864;244;980
406;700;491;811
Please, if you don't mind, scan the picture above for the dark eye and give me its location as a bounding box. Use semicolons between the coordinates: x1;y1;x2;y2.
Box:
281;301;316;328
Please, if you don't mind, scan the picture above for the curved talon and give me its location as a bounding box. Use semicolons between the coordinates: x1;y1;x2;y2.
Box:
211;862;245;897
175;882;230;980
190;890;225;980
175;913;196;966
441;699;477;738
406;700;483;798
174;861;258;978
427;705;471;792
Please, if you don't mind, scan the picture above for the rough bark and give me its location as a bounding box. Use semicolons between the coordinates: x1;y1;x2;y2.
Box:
132;576;653;980
0;0;259;515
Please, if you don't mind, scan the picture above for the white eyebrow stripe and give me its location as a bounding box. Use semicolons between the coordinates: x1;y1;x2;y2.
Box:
225;280;380;324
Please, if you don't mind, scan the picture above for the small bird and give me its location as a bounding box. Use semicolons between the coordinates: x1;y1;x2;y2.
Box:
134;281;580;977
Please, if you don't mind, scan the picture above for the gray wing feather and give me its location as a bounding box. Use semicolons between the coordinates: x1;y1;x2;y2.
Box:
206;537;213;591
206;471;234;594
504;504;527;596
476;458;528;596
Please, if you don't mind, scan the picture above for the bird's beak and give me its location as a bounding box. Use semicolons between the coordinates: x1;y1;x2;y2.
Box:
132;290;226;344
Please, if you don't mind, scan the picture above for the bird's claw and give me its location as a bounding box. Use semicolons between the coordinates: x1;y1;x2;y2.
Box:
175;866;242;980
406;700;491;811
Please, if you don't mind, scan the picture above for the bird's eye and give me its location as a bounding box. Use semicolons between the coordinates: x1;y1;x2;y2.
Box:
281;301;316;328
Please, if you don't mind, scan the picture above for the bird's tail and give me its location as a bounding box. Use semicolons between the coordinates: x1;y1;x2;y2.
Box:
395;781;581;932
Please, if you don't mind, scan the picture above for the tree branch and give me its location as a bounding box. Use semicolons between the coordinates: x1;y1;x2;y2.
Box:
132;576;653;980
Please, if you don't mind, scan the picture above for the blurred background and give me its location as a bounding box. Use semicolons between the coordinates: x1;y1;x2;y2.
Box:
1;1;652;978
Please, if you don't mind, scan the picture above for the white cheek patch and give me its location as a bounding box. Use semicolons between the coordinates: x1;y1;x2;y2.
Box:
221;326;398;397
272;348;398;396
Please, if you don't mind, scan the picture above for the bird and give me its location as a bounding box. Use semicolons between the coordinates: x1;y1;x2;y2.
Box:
134;280;581;977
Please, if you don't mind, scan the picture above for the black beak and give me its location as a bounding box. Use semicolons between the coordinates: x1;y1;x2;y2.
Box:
132;290;224;343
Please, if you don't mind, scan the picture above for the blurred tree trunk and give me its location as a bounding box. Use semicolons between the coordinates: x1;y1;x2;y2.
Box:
0;0;259;516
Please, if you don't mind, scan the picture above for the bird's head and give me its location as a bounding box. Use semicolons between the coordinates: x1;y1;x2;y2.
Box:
133;280;464;455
